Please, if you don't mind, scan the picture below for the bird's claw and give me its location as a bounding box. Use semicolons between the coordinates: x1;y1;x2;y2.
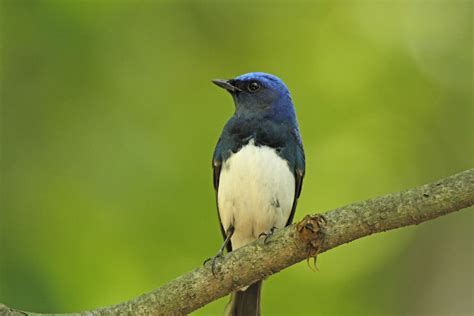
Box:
206;251;224;276
258;227;277;245
211;257;219;276
207;226;234;276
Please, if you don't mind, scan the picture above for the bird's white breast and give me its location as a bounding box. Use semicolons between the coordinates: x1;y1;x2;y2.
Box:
218;140;295;250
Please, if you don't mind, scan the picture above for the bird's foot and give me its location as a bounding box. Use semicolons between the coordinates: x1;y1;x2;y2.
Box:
204;250;224;276
258;226;277;245
205;226;234;276
211;251;224;276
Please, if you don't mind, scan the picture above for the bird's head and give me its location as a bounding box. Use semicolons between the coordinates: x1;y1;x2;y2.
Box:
212;72;296;123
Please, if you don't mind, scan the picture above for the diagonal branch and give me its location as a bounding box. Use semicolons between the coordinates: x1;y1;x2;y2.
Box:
1;169;473;315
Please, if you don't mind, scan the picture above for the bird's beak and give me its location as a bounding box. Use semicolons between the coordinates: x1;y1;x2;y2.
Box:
211;79;242;92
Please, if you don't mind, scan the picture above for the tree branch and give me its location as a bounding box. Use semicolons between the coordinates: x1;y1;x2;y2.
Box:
1;169;473;315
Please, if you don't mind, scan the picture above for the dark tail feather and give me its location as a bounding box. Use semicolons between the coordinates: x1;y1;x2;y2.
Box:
225;281;262;316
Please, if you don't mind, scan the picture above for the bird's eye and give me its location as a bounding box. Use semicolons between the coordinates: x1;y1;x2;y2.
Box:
248;81;260;92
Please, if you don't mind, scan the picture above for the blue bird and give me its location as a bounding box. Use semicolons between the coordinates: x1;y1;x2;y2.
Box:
211;72;305;315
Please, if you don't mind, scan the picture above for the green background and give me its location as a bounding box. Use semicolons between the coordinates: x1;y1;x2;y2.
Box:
1;1;472;315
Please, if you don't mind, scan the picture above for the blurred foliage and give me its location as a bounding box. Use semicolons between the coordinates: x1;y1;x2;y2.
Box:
0;0;472;315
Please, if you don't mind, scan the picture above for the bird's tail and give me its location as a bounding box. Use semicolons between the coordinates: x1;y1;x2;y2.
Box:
225;281;262;316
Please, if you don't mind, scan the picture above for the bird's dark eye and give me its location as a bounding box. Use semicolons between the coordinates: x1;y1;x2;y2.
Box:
248;81;260;92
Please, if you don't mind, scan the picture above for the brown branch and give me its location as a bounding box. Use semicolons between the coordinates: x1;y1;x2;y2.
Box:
1;169;473;315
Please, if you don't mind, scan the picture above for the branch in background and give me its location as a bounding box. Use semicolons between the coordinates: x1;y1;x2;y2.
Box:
1;169;473;316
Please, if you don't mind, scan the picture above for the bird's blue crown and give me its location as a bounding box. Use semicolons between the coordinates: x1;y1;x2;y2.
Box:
234;72;290;96
226;72;297;125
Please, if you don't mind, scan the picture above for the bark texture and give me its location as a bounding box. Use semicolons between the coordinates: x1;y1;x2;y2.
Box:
1;169;473;316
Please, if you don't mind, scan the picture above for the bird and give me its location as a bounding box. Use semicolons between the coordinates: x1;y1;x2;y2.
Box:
210;72;305;316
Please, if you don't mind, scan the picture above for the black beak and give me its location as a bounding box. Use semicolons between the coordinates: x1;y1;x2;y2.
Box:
211;79;242;92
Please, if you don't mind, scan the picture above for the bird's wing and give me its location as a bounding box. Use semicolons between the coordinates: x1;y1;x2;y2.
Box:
285;133;305;226
212;139;233;252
